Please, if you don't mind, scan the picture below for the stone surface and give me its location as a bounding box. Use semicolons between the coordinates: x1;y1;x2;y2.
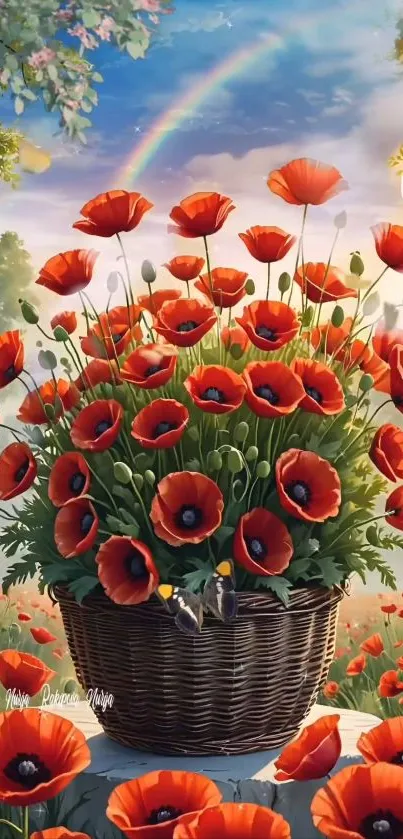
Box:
41;702;381;839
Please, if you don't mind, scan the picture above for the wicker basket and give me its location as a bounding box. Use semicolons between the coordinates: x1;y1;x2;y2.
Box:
53;583;343;756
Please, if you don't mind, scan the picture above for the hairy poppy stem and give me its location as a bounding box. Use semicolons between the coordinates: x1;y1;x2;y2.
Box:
0;819;22;835
333;399;392;464
361;265;388;304
324;511;389;554
22;806;29;839
314;227;339;331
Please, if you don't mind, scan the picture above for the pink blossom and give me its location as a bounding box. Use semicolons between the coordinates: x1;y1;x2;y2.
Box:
136;0;161;11
55;9;74;21
68;24;98;50
95;16;115;41
28;48;57;70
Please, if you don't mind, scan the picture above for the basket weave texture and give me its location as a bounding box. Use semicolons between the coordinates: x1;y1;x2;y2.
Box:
53;583;343;756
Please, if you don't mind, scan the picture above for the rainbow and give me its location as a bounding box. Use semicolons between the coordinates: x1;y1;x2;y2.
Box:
113;33;283;188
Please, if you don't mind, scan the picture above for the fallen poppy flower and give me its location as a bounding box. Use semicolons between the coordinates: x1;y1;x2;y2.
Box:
96;535;160;606
153;298;217;348
17;612;32;622
106;769;222;839
131;398;189;450
370;424;403;482
37;250;98;295
360;634;384;657
138;289;181;315
73;190;153;237
381;603;398;614
164;256;205;282
267;157;347;206
243;361;305;419
291;358;344;415
236;300;299;351
150;472;224;547
31;829;91;839
234;508;293;576
311;762;403;839
323;682;340;699
379;671;403;697
276;449;341;522
195;267;248;308
75;359;121;391
274;715;341;781
221;325;250;354
48;452;91;508
121;344;178;389
0;708;90;805
372;222;403;272
308;317;352;356
174;803;291;839
0;330;24;388
373;319;403;363
386;487;403;531
0;650;55;696
50;311;77;335
30;627;57;645
358;717;403;766
239;225;296;263
294;262;357;304
168;192;235;238
0;442;37;501
54;497;99;558
17;380;80;424
184;365;246;414
70;399;123;452
80;305;142;359
346;654;367;676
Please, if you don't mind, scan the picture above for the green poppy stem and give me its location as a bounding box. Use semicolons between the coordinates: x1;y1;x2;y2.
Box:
333;399;392;464
265;263;271;301
324;511;389;554
22;806;29;839
0;819;22;835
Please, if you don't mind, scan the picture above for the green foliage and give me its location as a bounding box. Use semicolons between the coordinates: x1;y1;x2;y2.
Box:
0;231;37;330
0;123;21;186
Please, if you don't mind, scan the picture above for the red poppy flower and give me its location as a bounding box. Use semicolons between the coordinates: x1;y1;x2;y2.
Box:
70;399;123;452
274;715;341;782
48;452;91;508
358;717;403;765
379;671;403;698
150;472;224;547
0;330;24;388
153;298;217;348
337;338;372;374
389;345;403;413
73;190;153;237
267;158;347;206
291;358;344;415
0;708;90;805
106;769;222;839
54;497;99;558
32;830;91;839
0;650;55;696
80;305;142;359
323;681;339;699
295;263;357;304
50;311;77;335
361;351;391;394
164;256;205;281
37;250;98;295
185;365;246;414
233;508;293;576
96;536;160;606
276;449;341;522
0;442;37;501
195;268;248;308
239;226;296;263
18;612;32;622
243;361;305;419
373;319;403;363
168;192;235;238
381;603;397;614
138;289;181;315
75;359;121;391
221;325;250;354
308;317;353;356
121;344;178;389
372;222;403;272
236;300;299;351
386;486;403;531
311;762;403;839
30;627;57;645
360;634;384;657
17;380;80;425
174;803;291;839
131;399;189;450
370;424;403;482
346;653;367;676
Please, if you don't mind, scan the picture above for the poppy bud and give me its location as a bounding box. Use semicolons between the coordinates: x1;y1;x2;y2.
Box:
36;340;42;348
38;349;58;370
64;678;78;695
186;425;199;442
19;298;39;325
366;525;378;546
362;292;380;317
234;421;249;442
256;460;270;479
133;473;144;490
144;469;155;485
359;373;373;392
350;252;364;276
207;450;222;471
230;343;244;360
44;403;56;421
53;326;69;342
107;271;120;293
141;260;157;284
245;445;259;462
334;210;347;229
60;357;71;370
245;278;255;295
114;462;133;485
331;305;345;328
227;449;244;473
278;272;291;293
185;458;201;471
302;305;314;326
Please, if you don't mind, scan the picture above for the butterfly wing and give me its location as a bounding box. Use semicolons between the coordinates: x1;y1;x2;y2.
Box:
156;584;203;636
202;560;238;623
19;140;52;174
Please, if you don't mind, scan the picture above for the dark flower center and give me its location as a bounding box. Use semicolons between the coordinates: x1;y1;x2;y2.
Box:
95;419;113;437
112;332;124;344
246;536;266;562
177;320;198;333
14;459;29;484
4;753;51;789
360;810;403;839
4;364;16;381
81;512;95;535
286;481;311;506
176;505;202;529
305;386;323;404
69;471;86;495
200;387;225;403
254;384;279;405
391;750;403;765
145;365;161;377
153;422;177;439
147;806;183;825
125;550;148;580
256;325;277;341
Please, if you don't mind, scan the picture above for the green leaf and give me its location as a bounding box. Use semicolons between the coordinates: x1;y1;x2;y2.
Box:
182;567;211;593
68;576;99;604
113;485;134;505
213;526;235;547
312;556;344;588
92;71;104;83
82;9;101;27
127;40;147;59
254;575;292;606
47;64;58;82
117;522;140;538
14;96;24;115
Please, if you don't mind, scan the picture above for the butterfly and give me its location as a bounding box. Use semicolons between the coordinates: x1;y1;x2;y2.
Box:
156;559;238;636
18;139;52;174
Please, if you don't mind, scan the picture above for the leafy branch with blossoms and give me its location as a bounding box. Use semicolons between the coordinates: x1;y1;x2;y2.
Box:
1;158;403;611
